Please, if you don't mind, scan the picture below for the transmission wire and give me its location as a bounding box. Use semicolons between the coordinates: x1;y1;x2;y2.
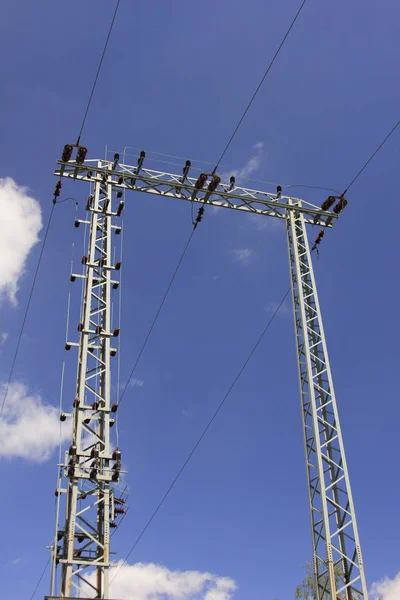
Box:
342;117;400;195
0;203;56;420
76;0;121;144
110;287;290;585
118;228;195;406
29;555;50;600
213;0;308;172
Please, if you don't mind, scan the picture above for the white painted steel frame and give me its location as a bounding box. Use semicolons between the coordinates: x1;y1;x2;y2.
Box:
51;166;121;599
51;157;367;600
286;205;368;600
55;159;338;227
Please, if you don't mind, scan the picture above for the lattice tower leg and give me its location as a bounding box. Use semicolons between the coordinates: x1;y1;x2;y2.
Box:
50;165;123;599
286;206;368;600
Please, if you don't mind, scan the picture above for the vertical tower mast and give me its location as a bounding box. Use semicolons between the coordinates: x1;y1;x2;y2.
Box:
50;162;123;599
286;205;368;599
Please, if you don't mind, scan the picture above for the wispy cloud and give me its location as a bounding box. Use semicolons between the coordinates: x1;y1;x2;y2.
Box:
0;177;42;306
81;561;237;600
264;300;290;317
130;378;144;388
221;142;264;184
231;248;253;266
371;571;400;600
0;382;70;462
0;332;8;345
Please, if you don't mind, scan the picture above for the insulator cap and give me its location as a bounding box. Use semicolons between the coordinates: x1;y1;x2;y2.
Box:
60;413;67;422
111;403;118;413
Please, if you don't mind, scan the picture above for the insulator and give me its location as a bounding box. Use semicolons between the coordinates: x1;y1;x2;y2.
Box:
113;327;120;337
81;255;88;265
276;185;282;198
115;261;122;271
92;401;99;410
54;180;62;197
65;342;71;351
139;150;145;161
109;419;115;427
114;497;126;505
110;348;117;357
111;403;118;413
87;170;92;179
60;413;67;422
117;190;123;198
117;201;125;216
86;194;94;211
76;146;88;164
115;507;126;515
110;521;118;528
96;325;102;334
208;175;221;192
118;176;124;185
74;219;80;228
112;153;120;170
69;456;77;466
77;323;84;332
196;206;205;223
73;397;80;407
333;197;348;214
90;447;99;458
112;449;122;461
103;198;110;213
195;173;207;189
112;282;119;290
55;490;59;497
115;226;122;235
70;275;76;283
57;530;63;540
321;196;336;211
112;471;120;482
90;468;97;479
61;144;73;162
68;444;77;456
184;159;191;171
102;172;108;184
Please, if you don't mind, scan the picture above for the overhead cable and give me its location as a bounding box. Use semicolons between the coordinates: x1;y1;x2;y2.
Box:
29;556;50;600
76;0;121;144
213;0;308;172
111;287;290;584
0;203;56;420
118;228;196;406
342;117;400;195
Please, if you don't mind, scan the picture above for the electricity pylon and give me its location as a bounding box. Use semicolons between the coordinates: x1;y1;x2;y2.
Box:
47;150;368;600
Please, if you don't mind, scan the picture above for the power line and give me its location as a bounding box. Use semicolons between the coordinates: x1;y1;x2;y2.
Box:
118;228;196;406
213;0;308;172
342;117;400;195
111;287;290;584
76;0;121;144
29;555;50;600
0;203;56;421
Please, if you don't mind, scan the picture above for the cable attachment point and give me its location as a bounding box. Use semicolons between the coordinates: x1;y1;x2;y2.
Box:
53;180;62;204
311;229;325;256
193;205;205;230
333;195;348;214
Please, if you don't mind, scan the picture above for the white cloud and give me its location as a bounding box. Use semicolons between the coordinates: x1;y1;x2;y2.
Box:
231;248;253;265
0;332;8;345
265;301;290;316
81;562;237;600
221;142;264;184
371;572;400;600
0;382;70;462
0;177;42;305
130;378;144;388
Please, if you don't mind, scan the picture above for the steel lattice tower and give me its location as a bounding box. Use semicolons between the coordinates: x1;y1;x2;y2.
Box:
47;151;368;600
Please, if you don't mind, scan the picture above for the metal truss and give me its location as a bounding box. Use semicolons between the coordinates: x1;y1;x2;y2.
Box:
55;158;338;227
50;164;126;599
50;153;367;600
287;204;368;599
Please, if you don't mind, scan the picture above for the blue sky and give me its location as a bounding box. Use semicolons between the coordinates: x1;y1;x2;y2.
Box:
0;0;399;598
